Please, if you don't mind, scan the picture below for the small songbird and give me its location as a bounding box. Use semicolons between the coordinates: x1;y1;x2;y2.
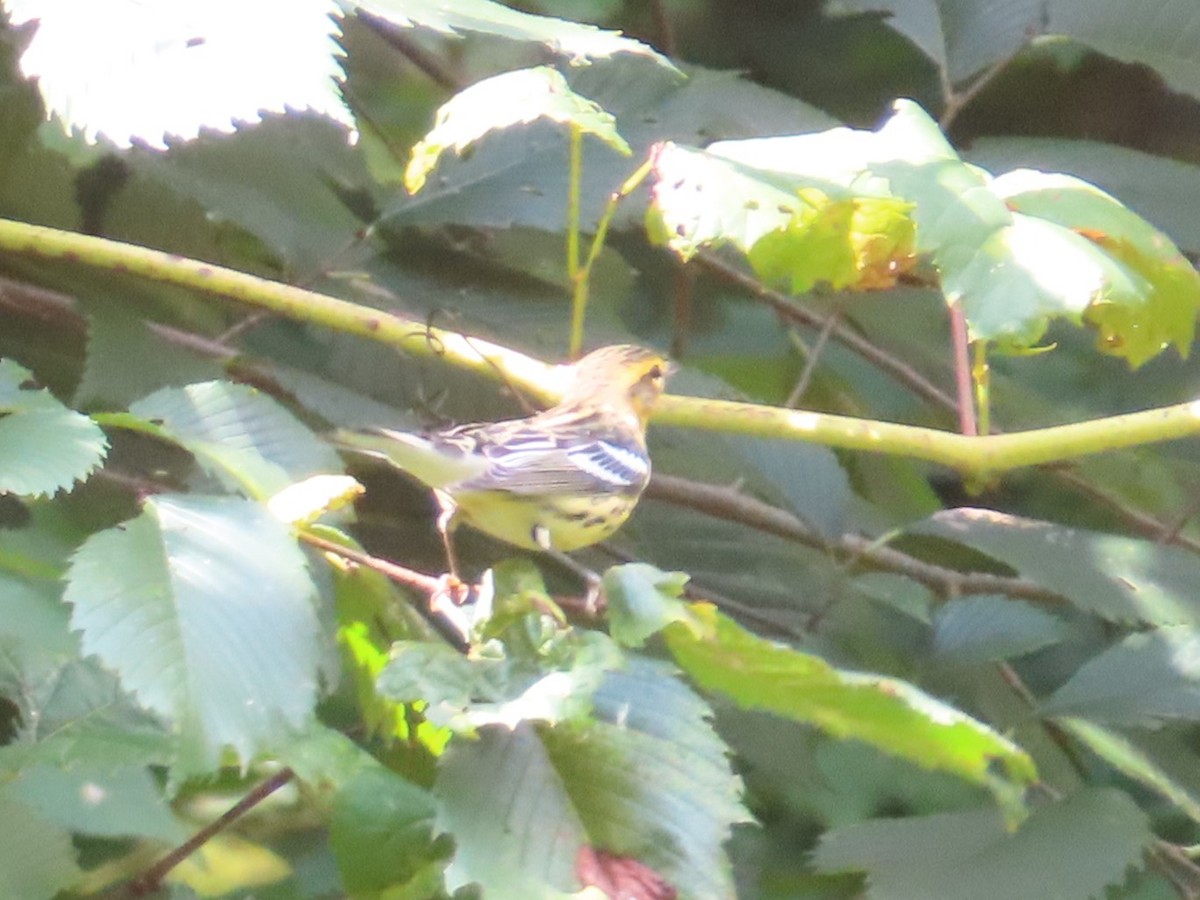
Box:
336;345;671;583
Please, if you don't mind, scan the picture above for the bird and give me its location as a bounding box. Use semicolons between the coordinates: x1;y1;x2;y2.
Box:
336;344;671;593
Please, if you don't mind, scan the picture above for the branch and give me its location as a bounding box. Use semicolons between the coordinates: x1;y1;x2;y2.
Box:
0;216;563;401
646;474;1064;605
116;768;296;897
651;394;1200;479
3;218;1200;482
695;251;958;411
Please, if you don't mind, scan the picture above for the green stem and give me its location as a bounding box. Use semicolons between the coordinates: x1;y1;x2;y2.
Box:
569;156;655;359
972;340;991;437
3;216;1200;481
651;394;1200;477
567;123;584;358
0;217;560;401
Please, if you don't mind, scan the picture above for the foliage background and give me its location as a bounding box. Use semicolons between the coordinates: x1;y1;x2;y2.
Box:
4;0;1200;898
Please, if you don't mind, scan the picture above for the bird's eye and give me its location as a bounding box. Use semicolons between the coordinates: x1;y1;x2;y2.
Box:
648;364;663;379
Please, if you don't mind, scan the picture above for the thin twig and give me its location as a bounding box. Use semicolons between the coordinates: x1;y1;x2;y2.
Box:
948;302;977;435
1157;492;1200;547
300;531;469;647
118;768;296;897
785;301;842;408
695;251;958;411
646;473;1064;605
356;11;464;91
1151;840;1200;900
671;263;694;359
996;661;1092;780
300;531;442;594
1053;467;1200;555
691;252;1200;548
939;40;1029;131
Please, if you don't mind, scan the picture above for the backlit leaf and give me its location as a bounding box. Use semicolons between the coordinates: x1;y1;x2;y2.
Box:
406;66;630;195
0;359;107;497
64;494;324;768
665;604;1036;821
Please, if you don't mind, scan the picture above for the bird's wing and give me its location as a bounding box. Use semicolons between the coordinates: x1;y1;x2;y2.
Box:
455;424;650;496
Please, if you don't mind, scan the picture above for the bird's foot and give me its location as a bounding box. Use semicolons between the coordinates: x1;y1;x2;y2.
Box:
582;571;606;617
431;572;473;607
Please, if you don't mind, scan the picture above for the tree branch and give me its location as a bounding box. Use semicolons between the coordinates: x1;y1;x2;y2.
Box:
646;473;1065;605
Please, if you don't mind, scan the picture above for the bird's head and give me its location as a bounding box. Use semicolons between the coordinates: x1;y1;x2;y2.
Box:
562;344;672;426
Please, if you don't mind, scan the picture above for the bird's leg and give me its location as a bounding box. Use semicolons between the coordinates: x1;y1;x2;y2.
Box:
533;526;605;615
433;490;471;605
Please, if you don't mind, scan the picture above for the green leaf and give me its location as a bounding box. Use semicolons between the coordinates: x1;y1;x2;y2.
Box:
381;64;833;234
0;359;107;497
274;721;384;787
5;0;350;147
736;435;852;541
829;0;1042;83
435;723;586;898
127;113;377;280
0;503;83;582
377;632;617;732
377;642;496;727
324;524;439;744
625;496;844;634
665;604;1037;820
834;1;1200;105
356;0;676;71
603;562;694;648
406;66;630;194
945;212;1147;352
63;494;324;768
1048;1;1200;102
330;764;447;895
1057;717;1200;825
676;100;1196;361
76;302;225;409
544;658;749;900
0;787;81;900
433;659;746;900
705;97;959;183
123;380;343;499
932;595;1068;663
11;763;185;842
965;137;1200;251
647;141;916;293
852;573;935;625
0;657;174;776
1043;628;1200;727
0;571;76;656
814;788;1150;900
991;169;1200;365
913;508;1200;626
0;571;173;776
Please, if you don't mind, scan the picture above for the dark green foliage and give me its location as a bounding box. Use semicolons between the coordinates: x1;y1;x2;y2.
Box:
3;1;1200;899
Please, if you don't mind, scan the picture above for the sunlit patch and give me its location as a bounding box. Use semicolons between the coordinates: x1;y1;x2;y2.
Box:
81;782;107;805
785;410;822;432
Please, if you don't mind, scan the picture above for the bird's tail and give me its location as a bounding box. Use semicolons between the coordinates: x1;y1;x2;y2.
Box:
332;428;480;489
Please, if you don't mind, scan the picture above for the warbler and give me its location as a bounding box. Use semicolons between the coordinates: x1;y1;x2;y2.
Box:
336;345;670;580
